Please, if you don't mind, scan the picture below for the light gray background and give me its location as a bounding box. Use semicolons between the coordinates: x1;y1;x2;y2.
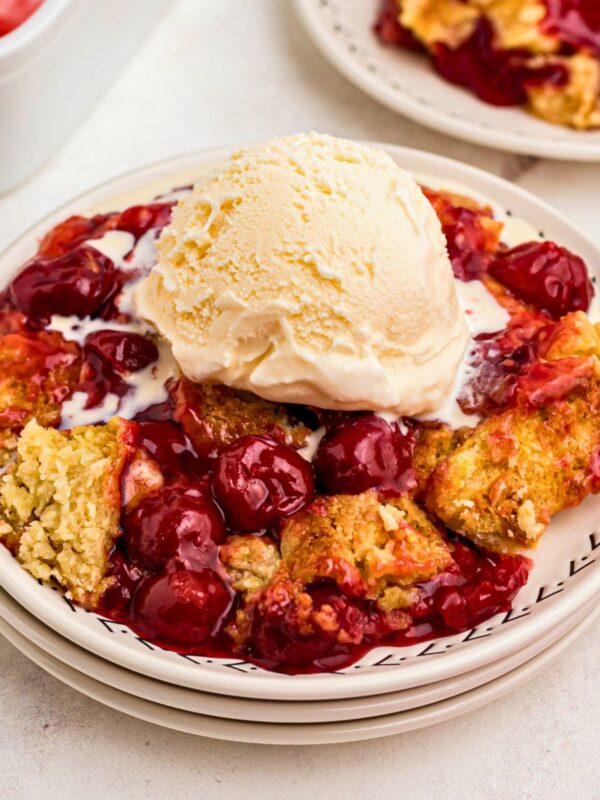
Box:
1;2;598;798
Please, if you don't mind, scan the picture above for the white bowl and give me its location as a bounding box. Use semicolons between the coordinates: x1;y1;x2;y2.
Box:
1;586;596;724
294;0;600;161
2;606;598;744
1;144;600;701
0;0;167;193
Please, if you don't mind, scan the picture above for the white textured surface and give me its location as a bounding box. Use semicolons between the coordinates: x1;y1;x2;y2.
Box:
0;0;599;797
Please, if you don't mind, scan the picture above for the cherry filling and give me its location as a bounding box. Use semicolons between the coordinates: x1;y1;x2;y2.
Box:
459;330;539;415
136;420;202;477
212;435;315;531
116;202;175;240
542;0;600;55
249;583;373;669
9;246;119;322
409;540;531;634
421;187;498;281
101;550;143;614
123;485;226;572
74;331;153;409
432;18;569;107
314;415;416;496
373;0;422;50
489;241;594;319
131;569;232;647
0;0;44;37
243;539;530;672
375;7;570;108
84;330;158;374
37;214;118;259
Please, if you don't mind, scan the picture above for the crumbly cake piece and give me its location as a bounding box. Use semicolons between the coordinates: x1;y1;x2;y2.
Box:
171;377;310;458
224;491;453;654
0;418;162;605
412;423;472;494
401;0;555;53
265;491;453;608
219;535;281;594
222;491;453;628
426;357;600;552
537;311;600;362
527;53;600;130
0;330;81;430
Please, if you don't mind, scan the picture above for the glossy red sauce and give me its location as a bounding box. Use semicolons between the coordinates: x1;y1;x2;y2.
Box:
375;1;571;108
542;0;600;55
0;0;43;37
6;179;597;673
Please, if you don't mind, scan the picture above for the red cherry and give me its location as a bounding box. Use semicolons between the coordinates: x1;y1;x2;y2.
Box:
117;203;174;240
541;1;600;54
450;541;478;579
136;420;201;477
101;551;143;613
437;587;468;630
251;583;368;667
9;246;117;320
131;569;231;646
123;485;226;572
314;415;416;496
37;213;117;259
489;241;594;319
412;544;530;633
212;435;314;532
374;0;421;49
84;330;158;374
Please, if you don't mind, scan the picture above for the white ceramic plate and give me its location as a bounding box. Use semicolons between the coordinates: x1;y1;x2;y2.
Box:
1;144;600;701
2;607;597;744
1;587;596;724
294;0;600;161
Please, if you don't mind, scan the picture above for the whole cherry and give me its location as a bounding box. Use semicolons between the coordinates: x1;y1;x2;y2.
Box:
131;568;231;646
84;330;158;374
123;485;226;572
136;420;202;477
489;241;594;319
212;435;314;532
251;583;369;667
9;246;117;320
314;414;416;495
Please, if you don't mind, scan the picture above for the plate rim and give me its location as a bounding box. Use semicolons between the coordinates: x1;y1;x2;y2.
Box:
294;0;600;161
1;605;597;744
0;586;596;723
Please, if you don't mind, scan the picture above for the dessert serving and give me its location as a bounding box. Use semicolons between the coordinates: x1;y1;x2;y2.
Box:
375;0;600;130
1;133;599;675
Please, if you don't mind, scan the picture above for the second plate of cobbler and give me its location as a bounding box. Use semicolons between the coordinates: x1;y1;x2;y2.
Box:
0;137;599;702
296;0;600;160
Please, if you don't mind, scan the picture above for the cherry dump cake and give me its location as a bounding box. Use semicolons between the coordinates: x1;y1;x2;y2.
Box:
375;0;600;129
1;135;599;674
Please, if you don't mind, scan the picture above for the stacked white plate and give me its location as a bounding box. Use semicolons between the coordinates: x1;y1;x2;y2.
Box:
1;144;600;744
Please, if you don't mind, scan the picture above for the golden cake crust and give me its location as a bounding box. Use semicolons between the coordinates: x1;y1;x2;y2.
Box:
426;358;600;552
0;418;162;606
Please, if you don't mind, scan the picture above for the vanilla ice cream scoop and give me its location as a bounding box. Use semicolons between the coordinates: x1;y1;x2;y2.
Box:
135;133;468;415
